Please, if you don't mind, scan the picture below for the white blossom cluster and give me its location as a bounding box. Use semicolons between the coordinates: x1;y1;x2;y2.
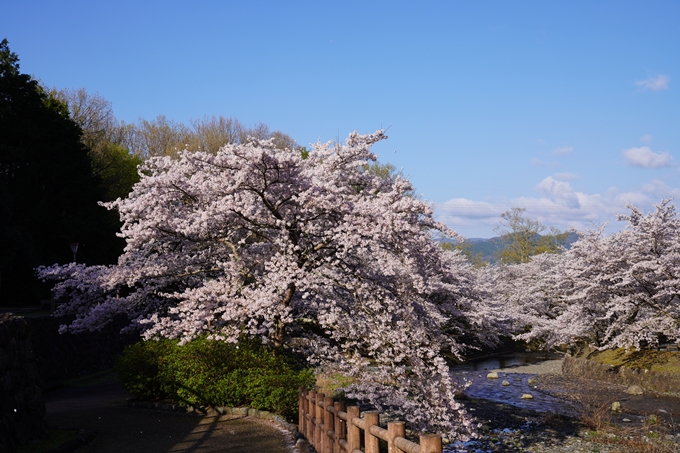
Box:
482;199;680;351
38;131;495;439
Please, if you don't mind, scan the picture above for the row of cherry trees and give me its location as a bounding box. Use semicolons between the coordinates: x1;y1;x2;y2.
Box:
481;199;680;351
37;128;680;438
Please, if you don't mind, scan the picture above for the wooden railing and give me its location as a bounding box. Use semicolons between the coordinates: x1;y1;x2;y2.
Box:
298;387;442;453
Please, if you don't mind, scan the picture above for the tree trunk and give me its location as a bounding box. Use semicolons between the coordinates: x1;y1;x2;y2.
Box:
273;282;296;349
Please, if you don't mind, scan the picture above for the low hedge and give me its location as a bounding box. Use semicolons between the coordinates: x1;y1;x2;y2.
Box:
115;336;314;420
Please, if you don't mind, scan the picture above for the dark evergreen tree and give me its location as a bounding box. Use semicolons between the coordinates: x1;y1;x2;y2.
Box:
0;39;122;305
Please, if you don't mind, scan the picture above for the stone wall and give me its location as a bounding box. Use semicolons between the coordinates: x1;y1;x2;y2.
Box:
563;355;680;395
0;314;48;452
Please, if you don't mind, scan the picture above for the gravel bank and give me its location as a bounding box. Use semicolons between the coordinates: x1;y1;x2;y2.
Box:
490;359;565;375
449;397;680;452
445;357;680;452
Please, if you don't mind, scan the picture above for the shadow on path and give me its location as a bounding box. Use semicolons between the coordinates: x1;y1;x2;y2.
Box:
45;376;295;453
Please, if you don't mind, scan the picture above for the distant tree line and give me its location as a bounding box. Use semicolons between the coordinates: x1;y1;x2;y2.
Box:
50;87;298;162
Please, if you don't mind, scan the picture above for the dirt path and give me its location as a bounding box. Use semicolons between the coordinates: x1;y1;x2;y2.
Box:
45;378;296;453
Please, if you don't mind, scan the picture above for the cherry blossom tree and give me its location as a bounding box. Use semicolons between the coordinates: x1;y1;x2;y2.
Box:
472;253;564;345
485;199;680;350
479;251;591;348
571;199;680;349
39;131;486;438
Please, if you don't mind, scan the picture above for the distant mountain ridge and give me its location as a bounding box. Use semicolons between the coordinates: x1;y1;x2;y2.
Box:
441;232;580;264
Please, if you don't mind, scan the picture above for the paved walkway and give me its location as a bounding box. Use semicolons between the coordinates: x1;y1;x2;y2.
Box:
45;377;297;453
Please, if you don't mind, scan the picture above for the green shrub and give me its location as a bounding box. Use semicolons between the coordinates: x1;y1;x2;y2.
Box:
115;336;314;420
114;338;175;400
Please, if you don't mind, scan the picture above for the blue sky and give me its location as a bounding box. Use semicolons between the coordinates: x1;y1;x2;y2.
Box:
3;1;679;237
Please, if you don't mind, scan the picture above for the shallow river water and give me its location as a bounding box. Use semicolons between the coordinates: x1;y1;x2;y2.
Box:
450;352;575;416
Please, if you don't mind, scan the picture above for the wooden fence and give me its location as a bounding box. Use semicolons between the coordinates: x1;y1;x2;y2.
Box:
298;387;442;453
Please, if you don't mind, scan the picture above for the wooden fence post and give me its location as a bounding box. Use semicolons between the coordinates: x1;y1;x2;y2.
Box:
364;411;380;453
333;401;345;453
419;433;443;453
324;396;334;453
387;421;405;453
316;392;325;453
308;390;316;447
299;387;305;437
347;406;361;452
300;389;442;453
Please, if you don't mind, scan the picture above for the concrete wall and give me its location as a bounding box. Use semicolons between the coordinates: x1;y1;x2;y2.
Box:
563;355;680;396
0;314;48;452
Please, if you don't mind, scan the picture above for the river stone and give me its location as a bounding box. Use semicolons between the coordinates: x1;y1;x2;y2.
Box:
501;380;510;386
611;401;621;412
486;372;499;379
521;394;533;399
625;385;644;395
527;378;536;385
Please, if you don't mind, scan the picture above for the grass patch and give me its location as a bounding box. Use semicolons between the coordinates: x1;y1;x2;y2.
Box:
570;397;679;453
586;348;680;374
583;427;679;453
16;429;79;453
315;372;356;398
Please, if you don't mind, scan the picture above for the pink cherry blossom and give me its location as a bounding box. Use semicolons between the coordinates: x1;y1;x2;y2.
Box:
39;131;486;439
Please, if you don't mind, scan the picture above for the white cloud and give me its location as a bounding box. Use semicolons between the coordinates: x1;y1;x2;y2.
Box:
436;193;609;238
553;172;580;181
436;198;504;219
434;199;507;236
551;146;574;156
640;134;653;144
636;74;670;91
434;179;680;238
537;177;580;208
640;179;680;198
623;146;673;168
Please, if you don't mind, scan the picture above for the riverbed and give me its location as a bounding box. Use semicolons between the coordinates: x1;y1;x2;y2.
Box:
450;352;574;415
